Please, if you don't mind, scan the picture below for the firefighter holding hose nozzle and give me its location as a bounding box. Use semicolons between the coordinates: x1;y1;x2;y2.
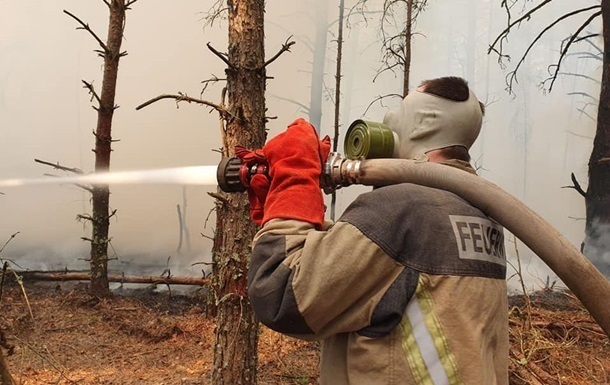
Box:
236;76;508;385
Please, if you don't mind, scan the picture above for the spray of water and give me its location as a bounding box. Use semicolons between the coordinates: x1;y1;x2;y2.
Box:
0;165;219;188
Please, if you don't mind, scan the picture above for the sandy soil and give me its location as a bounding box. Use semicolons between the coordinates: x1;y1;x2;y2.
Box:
1;280;609;384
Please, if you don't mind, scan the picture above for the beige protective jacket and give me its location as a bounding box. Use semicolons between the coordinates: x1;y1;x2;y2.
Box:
248;164;509;385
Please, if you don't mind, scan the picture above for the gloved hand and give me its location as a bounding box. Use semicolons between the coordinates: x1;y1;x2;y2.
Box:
235;147;270;225
262;118;331;228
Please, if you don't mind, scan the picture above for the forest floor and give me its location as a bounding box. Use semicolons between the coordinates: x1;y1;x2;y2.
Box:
1;280;609;385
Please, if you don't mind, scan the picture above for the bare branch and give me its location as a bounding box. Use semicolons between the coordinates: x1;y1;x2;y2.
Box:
82;80;102;105
556;72;601;84
206;42;231;67
363;93;403;116
502;6;601;93
541;10;602;92
561;172;587;198
208;192;228;204
201;75;226;95
264;37;296;67
489;0;554;57
34;158;84;174
63;10;109;54
568;91;597;101
125;0;139;8
135;93;237;121
0;232;20;255
576;106;596;121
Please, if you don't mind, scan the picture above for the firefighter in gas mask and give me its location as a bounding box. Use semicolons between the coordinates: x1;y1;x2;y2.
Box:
237;76;508;385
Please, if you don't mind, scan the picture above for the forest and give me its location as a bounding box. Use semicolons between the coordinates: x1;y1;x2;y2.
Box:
1;0;609;384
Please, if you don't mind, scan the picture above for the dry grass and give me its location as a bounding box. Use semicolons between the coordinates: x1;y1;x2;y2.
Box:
0;280;609;384
508;290;610;385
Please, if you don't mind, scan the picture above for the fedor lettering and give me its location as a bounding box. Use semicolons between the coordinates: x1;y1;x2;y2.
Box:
449;215;506;266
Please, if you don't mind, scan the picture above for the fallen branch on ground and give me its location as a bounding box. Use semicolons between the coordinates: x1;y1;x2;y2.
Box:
9;270;210;286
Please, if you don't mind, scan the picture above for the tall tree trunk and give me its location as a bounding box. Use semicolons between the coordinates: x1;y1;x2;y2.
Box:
89;0;126;297
309;0;329;130
584;0;610;271
330;0;345;221
403;0;413;97
211;0;265;383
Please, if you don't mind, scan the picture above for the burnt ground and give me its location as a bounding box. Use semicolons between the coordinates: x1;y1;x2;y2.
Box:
1;280;609;384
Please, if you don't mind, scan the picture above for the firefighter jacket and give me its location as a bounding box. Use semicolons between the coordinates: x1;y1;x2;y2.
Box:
248;161;509;385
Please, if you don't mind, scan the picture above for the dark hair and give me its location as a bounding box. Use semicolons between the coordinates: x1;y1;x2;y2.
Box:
419;76;485;115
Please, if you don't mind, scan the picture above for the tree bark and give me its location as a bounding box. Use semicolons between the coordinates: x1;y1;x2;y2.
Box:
0;349;13;385
210;1;266;383
309;0;329;130
89;0;127;297
403;0;413;97
584;0;610;272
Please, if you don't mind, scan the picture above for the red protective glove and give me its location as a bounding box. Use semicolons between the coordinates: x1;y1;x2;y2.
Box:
262;118;331;228
235;147;270;225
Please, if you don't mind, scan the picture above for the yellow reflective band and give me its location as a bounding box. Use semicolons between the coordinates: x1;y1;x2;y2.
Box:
399;278;464;385
400;312;434;385
417;282;463;385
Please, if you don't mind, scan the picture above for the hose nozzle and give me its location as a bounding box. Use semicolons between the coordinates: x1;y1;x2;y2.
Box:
217;153;362;194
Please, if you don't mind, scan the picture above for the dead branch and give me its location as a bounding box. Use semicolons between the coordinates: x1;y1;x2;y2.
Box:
63;10;109;54
82;80;102;106
541;10;602;92
135;93;236;121
567;91;597;100
206;42;231;68
561;172;587;198
488;0;554;58
34;161;92;192
362;93;403;116
14;270;210;286
503;6;601;93
264;37;296;67
208;192;228;204
201;74;226;95
511;347;559;385
34;159;84;174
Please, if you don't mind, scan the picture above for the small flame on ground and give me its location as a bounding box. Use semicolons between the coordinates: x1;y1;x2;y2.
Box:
0;166;219;188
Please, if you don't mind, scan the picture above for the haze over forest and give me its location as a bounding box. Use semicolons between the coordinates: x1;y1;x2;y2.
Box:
0;0;601;289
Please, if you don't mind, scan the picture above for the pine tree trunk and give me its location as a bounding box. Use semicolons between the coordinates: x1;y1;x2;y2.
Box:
403;0;413;97
89;0;126;297
309;0;329;130
211;0;266;383
584;0;610;271
0;348;14;385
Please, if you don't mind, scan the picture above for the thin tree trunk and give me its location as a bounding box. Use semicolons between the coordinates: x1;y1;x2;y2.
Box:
584;0;610;269
309;0;329;130
330;0;345;221
0;348;14;385
90;0;127;297
403;0;413;97
211;0;265;383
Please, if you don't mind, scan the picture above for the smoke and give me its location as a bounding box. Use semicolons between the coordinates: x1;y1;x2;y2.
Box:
0;0;603;289
585;220;610;277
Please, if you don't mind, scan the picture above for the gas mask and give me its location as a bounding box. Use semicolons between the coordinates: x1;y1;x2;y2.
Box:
344;90;483;161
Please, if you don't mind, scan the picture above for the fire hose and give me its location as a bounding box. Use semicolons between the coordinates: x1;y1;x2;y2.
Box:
216;120;610;338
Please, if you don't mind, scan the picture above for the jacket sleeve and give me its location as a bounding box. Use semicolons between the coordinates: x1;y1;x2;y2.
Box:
247;218;406;341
